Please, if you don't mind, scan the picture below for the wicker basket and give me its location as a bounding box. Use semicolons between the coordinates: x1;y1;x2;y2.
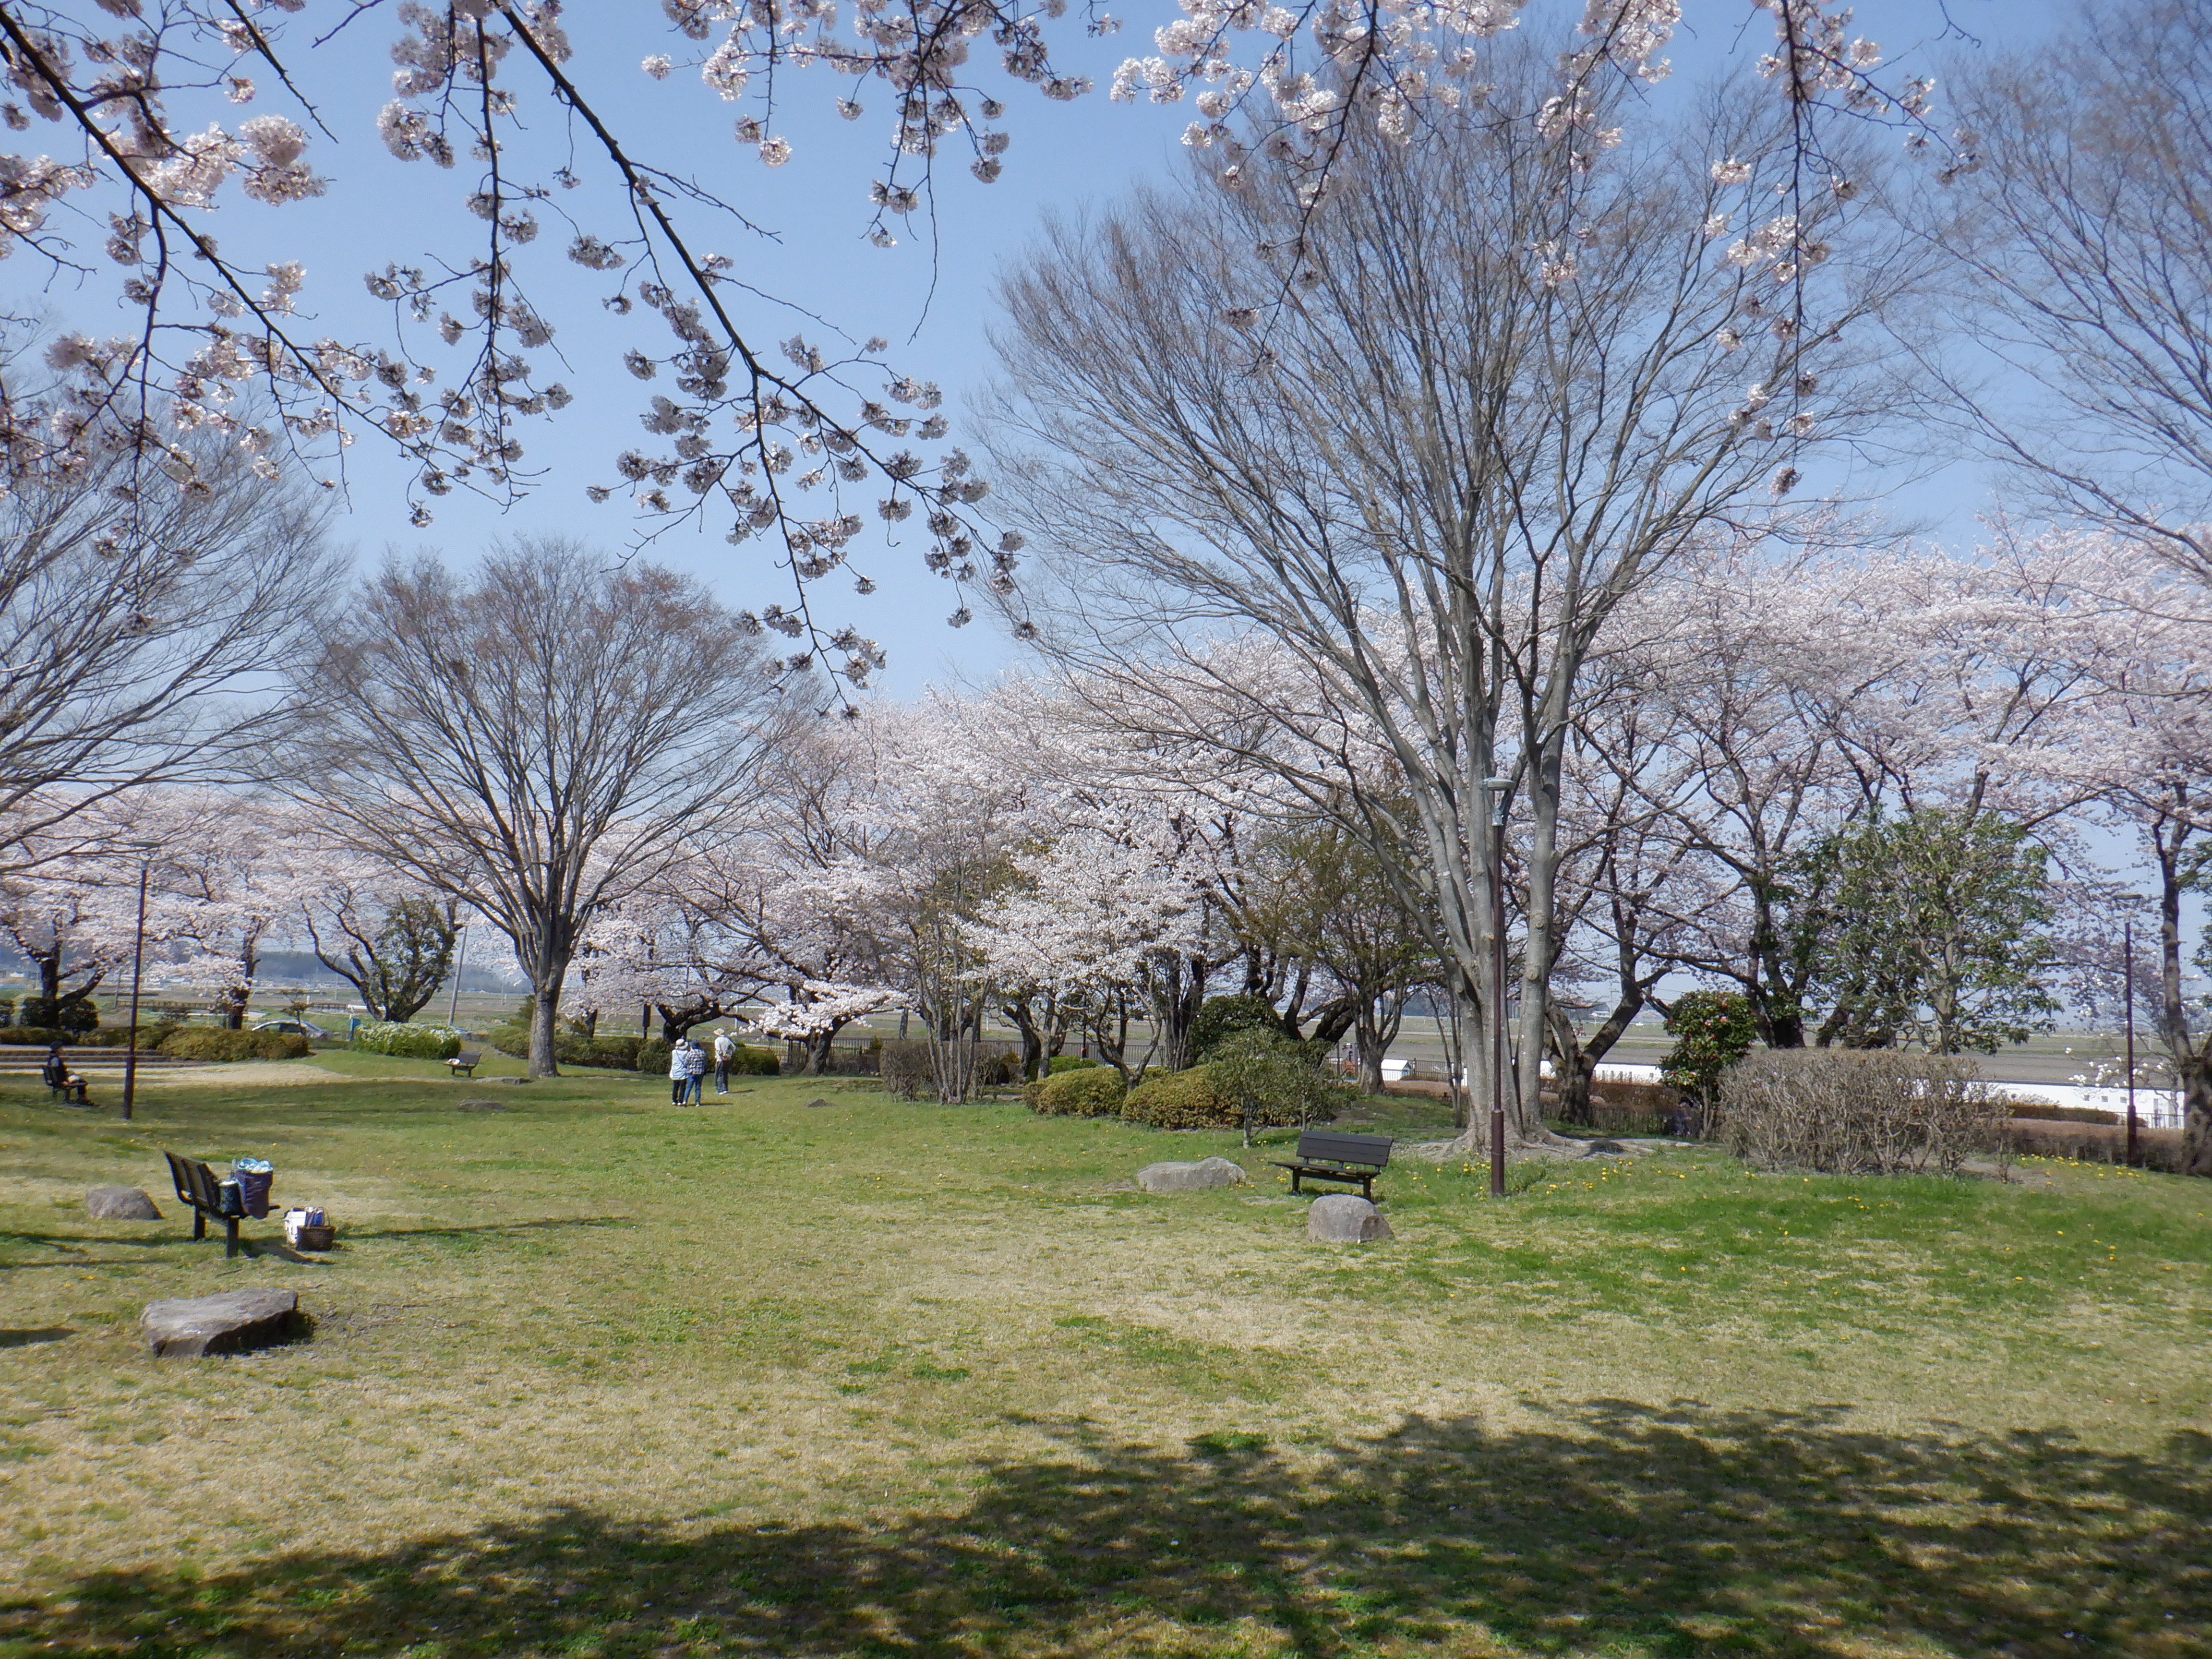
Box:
291;1224;336;1251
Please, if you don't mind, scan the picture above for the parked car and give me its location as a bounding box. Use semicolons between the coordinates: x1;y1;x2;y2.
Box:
250;1019;332;1039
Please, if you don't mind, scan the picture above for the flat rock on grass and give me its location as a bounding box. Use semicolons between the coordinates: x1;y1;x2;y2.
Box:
141;1289;301;1358
1136;1157;1247;1193
1307;1193;1393;1243
84;1186;160;1220
802;1097;835;1109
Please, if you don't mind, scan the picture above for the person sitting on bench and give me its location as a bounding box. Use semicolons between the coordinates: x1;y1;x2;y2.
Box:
42;1044;88;1102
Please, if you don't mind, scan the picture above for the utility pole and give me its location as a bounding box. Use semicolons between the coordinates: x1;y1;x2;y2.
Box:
446;922;469;1028
120;860;149;1123
1483;776;1512;1199
2124;916;2140;1169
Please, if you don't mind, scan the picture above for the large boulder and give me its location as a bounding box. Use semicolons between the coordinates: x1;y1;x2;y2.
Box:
141;1289;301;1358
1136;1156;1248;1194
1307;1193;1393;1243
84;1186;160;1220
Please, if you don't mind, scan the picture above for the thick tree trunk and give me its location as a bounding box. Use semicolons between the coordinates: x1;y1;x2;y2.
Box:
528;982;564;1079
1355;1021;1389;1098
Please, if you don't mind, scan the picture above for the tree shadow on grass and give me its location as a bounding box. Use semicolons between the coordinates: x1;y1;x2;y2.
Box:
4;1402;2206;1658
0;1325;71;1347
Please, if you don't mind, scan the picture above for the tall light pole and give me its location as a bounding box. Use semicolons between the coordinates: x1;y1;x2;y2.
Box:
1483;775;1512;1199
446;922;469;1028
2124;915;2140;1169
120;859;149;1123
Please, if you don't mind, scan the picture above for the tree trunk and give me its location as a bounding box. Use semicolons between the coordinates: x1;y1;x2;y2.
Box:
528;981;564;1079
1354;1019;1389;1097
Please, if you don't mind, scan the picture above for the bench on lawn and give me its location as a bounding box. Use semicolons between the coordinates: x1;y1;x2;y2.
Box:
163;1151;246;1258
446;1048;481;1078
1271;1129;1393;1201
48;1075;90;1105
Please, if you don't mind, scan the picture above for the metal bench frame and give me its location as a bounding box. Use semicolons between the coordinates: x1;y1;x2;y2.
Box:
1271;1129;1394;1201
163;1151;246;1258
446;1048;481;1078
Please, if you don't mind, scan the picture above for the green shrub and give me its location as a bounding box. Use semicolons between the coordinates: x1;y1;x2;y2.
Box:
74;1025;180;1049
0;1025;59;1045
1120;1064;1242;1130
2005;1098;2120;1125
158;1028;312;1062
20;996;98;1033
733;1043;780;1076
348;1019;465;1061
1187;993;1282;1061
1047;1054;1098;1074
1205;1029;1352;1135
0;997;13;1024
485;1022;529;1059
637;1037;673;1078
1030;1065;1126;1116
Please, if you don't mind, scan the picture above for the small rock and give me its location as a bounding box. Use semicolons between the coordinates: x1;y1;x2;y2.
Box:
141;1289;301;1358
1307;1193;1393;1243
85;1186;161;1220
802;1097;834;1109
489;1076;532;1086
456;1098;509;1112
1136;1157;1248;1193
1587;1139;1625;1154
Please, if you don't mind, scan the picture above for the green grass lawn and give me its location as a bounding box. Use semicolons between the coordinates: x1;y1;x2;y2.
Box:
1;1058;2208;1658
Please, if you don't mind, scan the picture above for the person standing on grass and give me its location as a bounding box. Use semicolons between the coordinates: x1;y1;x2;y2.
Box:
682;1034;709;1105
669;1036;692;1106
712;1028;734;1095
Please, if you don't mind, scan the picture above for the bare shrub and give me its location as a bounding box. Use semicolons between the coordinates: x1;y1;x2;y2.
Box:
879;1040;933;1101
1714;1050;2012;1177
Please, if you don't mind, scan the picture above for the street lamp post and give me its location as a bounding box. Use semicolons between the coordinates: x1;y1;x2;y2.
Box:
1483;776;1512;1199
446;922;469;1028
2124;916;2139;1168
120;860;149;1123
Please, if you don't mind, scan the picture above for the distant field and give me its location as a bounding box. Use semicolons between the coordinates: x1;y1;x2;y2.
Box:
1;1058;2207;1657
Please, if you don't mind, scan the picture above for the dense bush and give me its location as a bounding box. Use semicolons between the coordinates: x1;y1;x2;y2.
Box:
731;1043;780;1076
76;1025;180;1049
348;1019;466;1061
1028;1064;1126;1117
20;996;98;1033
1188;994;1282;1061
159;1028;312;1061
1714;1049;2009;1176
1047;1054;1098;1074
1119;1064;1250;1130
1204;1029;1349;1136
637;1037;672;1078
2003;1097;2120;1125
1661;991;1755;1109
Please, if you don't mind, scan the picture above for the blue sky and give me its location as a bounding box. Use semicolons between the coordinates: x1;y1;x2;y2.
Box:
25;0;2068;694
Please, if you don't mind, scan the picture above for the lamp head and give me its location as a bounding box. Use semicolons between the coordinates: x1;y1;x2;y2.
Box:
1481;775;1511;827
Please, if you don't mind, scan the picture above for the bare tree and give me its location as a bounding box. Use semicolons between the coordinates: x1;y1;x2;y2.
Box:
984;42;1924;1151
294;539;801;1077
0;421;335;866
1944;0;2212;581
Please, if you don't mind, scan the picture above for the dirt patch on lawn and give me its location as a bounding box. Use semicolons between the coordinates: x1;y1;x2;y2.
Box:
143;1061;353;1087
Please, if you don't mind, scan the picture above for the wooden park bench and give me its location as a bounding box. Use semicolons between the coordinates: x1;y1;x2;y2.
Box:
163;1151;247;1258
47;1074;90;1105
1271;1129;1393;1202
446;1048;481;1078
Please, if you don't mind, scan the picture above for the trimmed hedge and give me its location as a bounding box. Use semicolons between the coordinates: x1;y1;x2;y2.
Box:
1047;1054;1098;1074
1027;1065;1126;1117
1120;1064;1239;1129
637;1037;672;1078
158;1028;312;1062
349;1020;466;1061
19;996;98;1033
